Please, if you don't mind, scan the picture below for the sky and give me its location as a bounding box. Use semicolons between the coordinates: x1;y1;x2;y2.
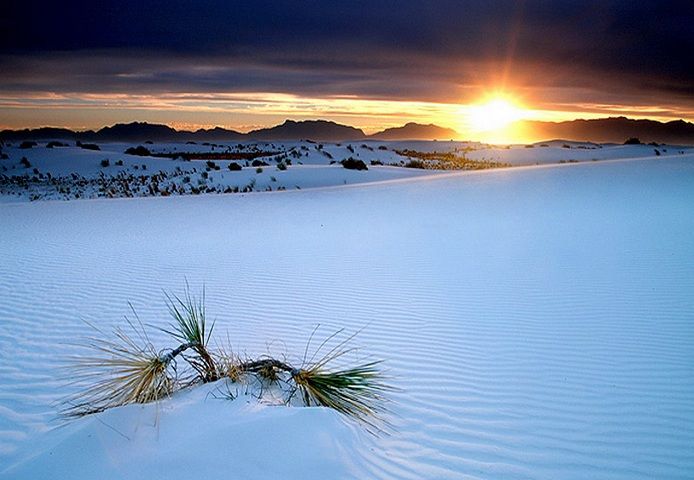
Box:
1;0;692;140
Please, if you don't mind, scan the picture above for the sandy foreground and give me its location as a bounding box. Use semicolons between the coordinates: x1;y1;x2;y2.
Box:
1;154;693;479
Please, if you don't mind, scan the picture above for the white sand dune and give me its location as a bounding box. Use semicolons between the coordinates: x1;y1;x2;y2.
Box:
1;155;693;478
3;140;691;203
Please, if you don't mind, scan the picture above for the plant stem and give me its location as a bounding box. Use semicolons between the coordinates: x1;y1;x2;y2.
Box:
195;345;219;382
159;341;196;364
239;358;295;374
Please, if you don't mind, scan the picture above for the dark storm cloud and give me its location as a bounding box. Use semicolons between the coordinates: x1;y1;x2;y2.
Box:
1;0;692;104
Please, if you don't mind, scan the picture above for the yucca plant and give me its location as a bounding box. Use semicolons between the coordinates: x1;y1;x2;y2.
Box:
163;285;219;382
291;362;388;428
287;328;391;431
63;317;173;418
63;288;391;433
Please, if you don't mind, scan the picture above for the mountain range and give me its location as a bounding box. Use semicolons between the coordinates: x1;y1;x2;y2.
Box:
1;117;692;144
0;120;456;143
517;117;694;145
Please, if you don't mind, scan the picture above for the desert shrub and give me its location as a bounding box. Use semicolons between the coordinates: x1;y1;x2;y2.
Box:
370;160;383;166
46;141;68;148
80;143;101;151
256;167;263;173
251;159;269;167
206;160;220;170
562;144;571;149
125;146;152;156
378;145;388;150
654;149;661;156
100;159;110;168
63;286;391;432
141;164;147;170
201;171;208;179
19;141;37;149
525;144;535;148
341;157;368;171
277;162;287;171
228;162;242;171
20;157;31;168
115;160;123;166
404;160;426;169
144;140;153;144
62;284;392;434
624;137;641;145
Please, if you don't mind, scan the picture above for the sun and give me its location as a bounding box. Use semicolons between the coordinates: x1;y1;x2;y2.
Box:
468;97;525;132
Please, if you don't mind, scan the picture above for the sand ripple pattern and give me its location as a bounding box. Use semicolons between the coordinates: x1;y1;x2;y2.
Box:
1;157;693;478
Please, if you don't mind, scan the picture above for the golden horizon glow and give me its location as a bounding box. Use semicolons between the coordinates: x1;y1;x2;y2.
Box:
468;97;526;132
458;94;531;143
0;90;691;142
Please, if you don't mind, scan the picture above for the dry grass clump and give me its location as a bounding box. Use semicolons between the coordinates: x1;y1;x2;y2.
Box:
216;344;245;383
63;286;390;431
63;318;174;418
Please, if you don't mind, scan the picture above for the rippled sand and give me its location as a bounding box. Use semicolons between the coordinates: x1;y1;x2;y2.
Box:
1;156;693;479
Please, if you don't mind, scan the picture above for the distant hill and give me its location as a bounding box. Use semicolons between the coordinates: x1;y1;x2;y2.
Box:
95;122;180;142
370;122;458;140
247;120;366;141
0;127;87;142
0;122;246;143
94;122;247;142
517;117;694;145
193;127;246;142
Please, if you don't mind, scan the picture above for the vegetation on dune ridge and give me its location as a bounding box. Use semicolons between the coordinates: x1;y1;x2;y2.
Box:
0;167;265;201
396;149;511;170
63;285;391;432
